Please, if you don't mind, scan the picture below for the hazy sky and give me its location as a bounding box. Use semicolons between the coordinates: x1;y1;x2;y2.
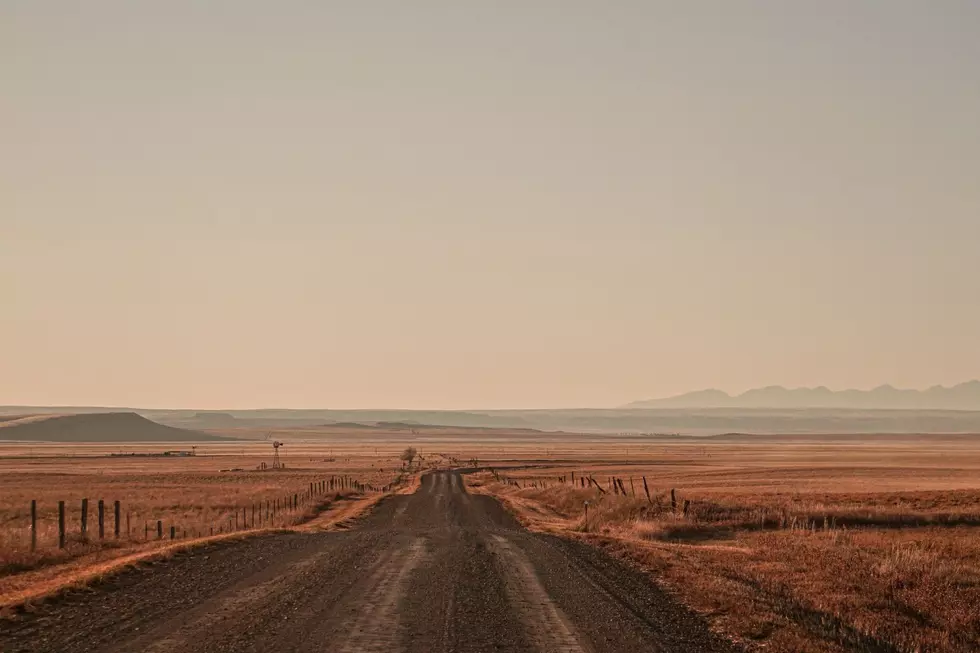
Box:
3;2;979;409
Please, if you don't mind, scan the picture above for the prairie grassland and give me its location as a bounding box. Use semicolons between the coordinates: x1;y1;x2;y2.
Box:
467;435;980;653
0;442;410;586
4;430;980;651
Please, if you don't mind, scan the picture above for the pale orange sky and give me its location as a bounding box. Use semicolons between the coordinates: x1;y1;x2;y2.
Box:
3;2;979;409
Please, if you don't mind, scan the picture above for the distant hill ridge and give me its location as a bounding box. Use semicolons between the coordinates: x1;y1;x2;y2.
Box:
625;381;980;410
0;412;231;442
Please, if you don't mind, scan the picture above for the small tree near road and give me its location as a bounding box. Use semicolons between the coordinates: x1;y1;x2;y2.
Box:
400;446;418;469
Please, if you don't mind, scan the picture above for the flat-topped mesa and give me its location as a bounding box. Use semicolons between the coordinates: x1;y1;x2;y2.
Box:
0;412;231;442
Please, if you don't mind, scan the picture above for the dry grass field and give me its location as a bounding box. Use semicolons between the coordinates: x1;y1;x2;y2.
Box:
464;435;980;653
0;439;417;609
3;427;979;652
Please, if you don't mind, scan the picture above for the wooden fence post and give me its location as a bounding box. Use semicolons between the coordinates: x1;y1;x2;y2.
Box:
670;489;677;511
157;520;163;539
98;499;105;539
170;525;175;540
114;501;121;538
58;501;66;548
588;477;606;494
642;476;652;503
31;500;37;552
629;477;635;496
127;511;131;538
80;498;89;539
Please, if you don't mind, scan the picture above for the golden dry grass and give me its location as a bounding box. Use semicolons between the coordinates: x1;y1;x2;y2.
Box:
467;435;980;653
0;442;412;580
0;487;404;613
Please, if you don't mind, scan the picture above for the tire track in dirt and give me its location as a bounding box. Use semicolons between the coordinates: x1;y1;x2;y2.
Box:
490;534;587;653
334;538;427;653
125;547;352;653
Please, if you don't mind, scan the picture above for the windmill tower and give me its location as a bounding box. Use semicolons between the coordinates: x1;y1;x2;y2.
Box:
272;441;284;469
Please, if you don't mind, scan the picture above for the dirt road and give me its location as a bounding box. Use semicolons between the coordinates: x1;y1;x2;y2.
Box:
0;471;735;652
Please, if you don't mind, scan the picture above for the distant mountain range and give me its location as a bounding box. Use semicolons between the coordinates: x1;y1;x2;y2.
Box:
4;403;980;434
624;381;980;410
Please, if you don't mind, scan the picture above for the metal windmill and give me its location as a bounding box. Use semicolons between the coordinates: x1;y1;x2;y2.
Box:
272;441;285;469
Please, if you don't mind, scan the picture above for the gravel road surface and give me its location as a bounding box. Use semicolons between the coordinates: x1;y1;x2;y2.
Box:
0;471;736;653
